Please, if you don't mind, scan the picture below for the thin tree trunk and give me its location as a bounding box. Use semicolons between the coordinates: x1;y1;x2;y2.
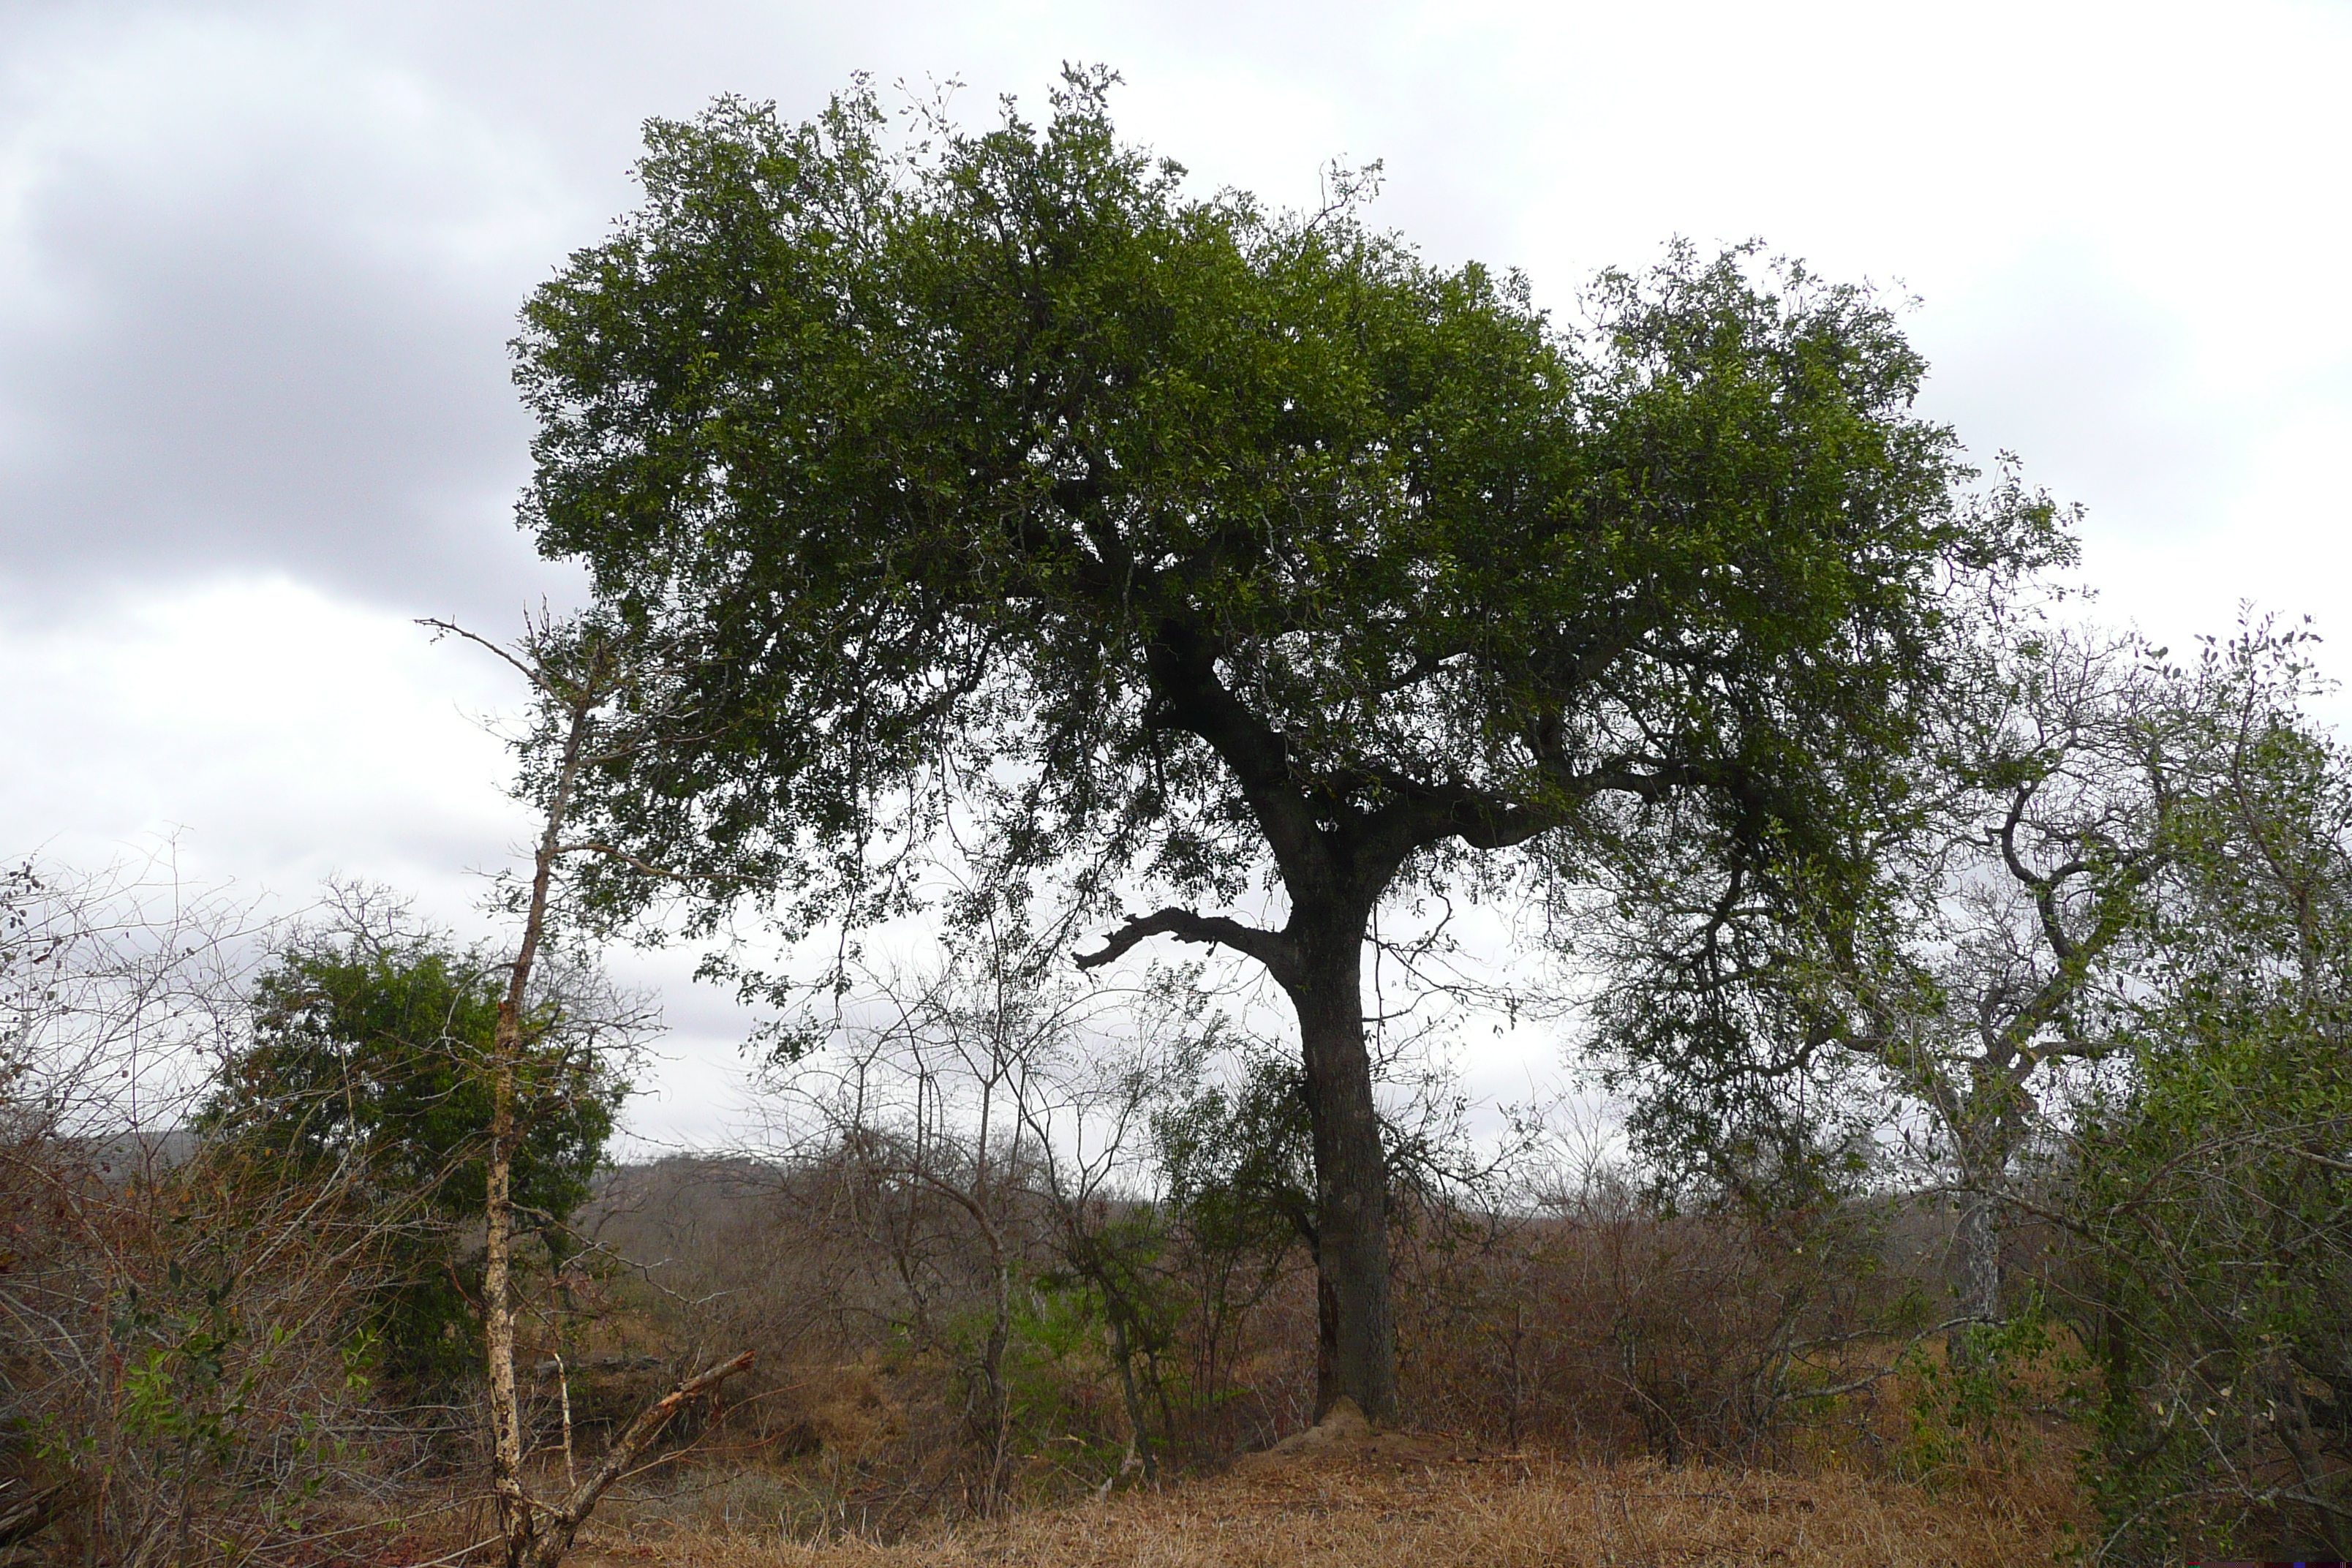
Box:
1950;1126;2015;1370
486;696;583;1567
1106;1309;1156;1483
426;619;754;1568
485;1049;532;1565
1286;922;1398;1426
980;1247;1014;1511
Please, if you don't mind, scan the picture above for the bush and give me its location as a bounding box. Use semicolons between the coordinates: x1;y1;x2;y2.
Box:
200;890;638;1387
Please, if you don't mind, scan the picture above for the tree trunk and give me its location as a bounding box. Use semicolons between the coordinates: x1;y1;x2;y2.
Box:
1313;1273;1341;1419
1106;1310;1156;1483
1949;1128;2012;1370
486;1021;534;1567
1285;920;1398;1426
1953;1186;2002;1327
977;1247;1014;1512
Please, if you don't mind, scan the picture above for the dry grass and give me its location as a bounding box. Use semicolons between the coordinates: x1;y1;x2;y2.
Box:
556;1439;2083;1568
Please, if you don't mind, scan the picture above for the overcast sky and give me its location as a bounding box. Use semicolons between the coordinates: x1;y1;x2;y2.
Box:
4;0;2348;1146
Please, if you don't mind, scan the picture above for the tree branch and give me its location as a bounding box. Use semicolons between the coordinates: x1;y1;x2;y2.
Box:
524;1349;757;1568
552;841;729;886
1141;619;1324;882
418;617;554;697
1073;906;1299;987
1354;755;1689;883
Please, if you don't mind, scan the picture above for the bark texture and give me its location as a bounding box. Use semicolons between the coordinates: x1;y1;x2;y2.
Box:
1288;928;1398;1425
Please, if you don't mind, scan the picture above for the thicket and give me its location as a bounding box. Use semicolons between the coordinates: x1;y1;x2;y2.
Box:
198;892;638;1388
2043;629;2352;1560
0;853;1995;1563
0;859;408;1564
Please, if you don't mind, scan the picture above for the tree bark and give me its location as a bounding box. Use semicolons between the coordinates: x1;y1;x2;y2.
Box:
485;1050;531;1567
483;644;590;1568
1284;917;1398;1427
1950;1129;2014;1368
1953;1187;2002;1326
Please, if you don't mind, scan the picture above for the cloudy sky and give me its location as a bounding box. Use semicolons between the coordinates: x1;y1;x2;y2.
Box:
4;0;2348;1145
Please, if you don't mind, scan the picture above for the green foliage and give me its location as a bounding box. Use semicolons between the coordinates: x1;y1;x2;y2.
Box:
995;1275;1135;1474
1893;1303;2078;1487
202;909;629;1384
510;68;2066;985
110;1260;266;1474
1151;1044;1318;1259
65;1241;382;1548
2068;1022;2352;1558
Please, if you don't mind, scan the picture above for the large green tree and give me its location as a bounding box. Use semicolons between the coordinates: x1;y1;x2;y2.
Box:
510;72;2065;1422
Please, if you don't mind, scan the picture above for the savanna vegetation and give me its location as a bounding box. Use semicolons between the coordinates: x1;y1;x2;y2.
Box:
5;70;2348;1568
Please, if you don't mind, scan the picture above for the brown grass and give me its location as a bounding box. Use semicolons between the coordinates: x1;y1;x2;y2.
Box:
556;1439;2083;1568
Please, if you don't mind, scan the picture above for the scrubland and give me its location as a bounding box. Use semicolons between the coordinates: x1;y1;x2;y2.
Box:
346;1151;2090;1568
9;861;2338;1567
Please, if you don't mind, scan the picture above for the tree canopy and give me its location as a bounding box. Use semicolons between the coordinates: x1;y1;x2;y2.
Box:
203;907;632;1382
510;70;2071;1420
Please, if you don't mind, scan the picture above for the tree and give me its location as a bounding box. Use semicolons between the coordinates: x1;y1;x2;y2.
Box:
1591;616;2352;1555
419;616;755;1568
1583;627;2178;1334
510;71;2068;1422
2054;624;2352;1562
754;930;1074;1512
204;894;637;1384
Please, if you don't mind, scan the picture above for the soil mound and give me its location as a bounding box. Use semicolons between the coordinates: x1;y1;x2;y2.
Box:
1231;1398;1460;1474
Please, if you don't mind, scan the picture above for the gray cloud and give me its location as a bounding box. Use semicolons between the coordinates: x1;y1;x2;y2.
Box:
0;0;1455;622
6;0;2346;627
0;7;587;621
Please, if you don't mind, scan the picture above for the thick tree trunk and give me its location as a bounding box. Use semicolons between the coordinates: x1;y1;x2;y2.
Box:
1953;1187;2002;1327
1950;1128;2013;1369
1286;921;1398;1426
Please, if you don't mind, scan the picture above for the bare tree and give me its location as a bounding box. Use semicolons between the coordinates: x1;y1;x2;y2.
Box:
0;849;407;1565
746;923;1083;1510
1583;628;2181;1332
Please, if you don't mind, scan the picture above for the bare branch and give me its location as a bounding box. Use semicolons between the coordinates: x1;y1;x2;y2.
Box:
1072;906;1298;987
521;1351;757;1568
417;618;559;699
